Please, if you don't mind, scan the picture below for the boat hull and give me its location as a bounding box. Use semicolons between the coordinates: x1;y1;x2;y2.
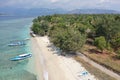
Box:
8;41;26;46
10;54;32;61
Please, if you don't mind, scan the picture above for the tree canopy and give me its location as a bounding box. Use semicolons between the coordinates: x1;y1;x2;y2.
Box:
32;14;120;55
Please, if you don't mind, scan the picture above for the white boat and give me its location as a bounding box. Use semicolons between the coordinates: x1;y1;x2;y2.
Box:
10;53;32;61
8;41;26;46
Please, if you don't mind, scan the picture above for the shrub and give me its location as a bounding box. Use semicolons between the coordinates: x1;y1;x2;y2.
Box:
94;36;107;52
116;50;120;59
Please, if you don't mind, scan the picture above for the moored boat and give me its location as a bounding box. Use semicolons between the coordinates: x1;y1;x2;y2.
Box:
8;41;26;46
10;53;32;61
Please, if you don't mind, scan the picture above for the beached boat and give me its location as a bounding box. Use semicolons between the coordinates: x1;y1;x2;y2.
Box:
10;53;32;61
30;31;36;37
8;41;26;46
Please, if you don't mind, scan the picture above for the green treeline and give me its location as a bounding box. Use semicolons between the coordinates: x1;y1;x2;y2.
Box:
32;14;120;56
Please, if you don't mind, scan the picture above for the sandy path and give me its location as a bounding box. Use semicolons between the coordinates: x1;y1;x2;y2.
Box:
32;36;97;80
77;53;120;80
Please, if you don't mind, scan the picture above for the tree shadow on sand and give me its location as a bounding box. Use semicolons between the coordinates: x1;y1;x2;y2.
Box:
47;44;77;58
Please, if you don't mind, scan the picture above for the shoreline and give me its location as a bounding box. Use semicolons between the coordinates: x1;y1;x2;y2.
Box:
31;36;97;80
30;37;44;80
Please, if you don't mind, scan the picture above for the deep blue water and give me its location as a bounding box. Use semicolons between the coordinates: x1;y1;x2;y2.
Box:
0;16;36;80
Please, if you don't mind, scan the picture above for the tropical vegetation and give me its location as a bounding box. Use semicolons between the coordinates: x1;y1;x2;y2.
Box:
32;14;120;55
32;14;120;75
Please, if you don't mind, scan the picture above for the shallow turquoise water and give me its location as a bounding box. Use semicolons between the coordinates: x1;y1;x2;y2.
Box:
0;17;37;80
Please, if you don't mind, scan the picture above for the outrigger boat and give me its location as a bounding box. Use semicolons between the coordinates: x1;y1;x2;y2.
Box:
8;38;30;46
8;41;26;46
10;53;32;61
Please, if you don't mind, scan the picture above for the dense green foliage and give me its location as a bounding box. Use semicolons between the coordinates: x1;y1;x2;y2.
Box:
32;14;120;55
94;36;107;52
50;27;86;52
32;21;49;36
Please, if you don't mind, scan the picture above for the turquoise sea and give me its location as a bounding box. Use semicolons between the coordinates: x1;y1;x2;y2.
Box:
0;16;37;80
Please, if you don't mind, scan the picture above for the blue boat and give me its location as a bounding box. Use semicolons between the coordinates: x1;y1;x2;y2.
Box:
8;41;26;46
10;53;32;61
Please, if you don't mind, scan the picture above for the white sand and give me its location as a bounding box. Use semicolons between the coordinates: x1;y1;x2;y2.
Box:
31;36;98;80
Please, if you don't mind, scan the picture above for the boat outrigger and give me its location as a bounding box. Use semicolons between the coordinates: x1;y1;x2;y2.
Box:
10;53;32;61
8;41;26;46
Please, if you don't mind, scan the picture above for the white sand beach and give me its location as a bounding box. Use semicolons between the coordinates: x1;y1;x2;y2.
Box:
31;36;97;80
